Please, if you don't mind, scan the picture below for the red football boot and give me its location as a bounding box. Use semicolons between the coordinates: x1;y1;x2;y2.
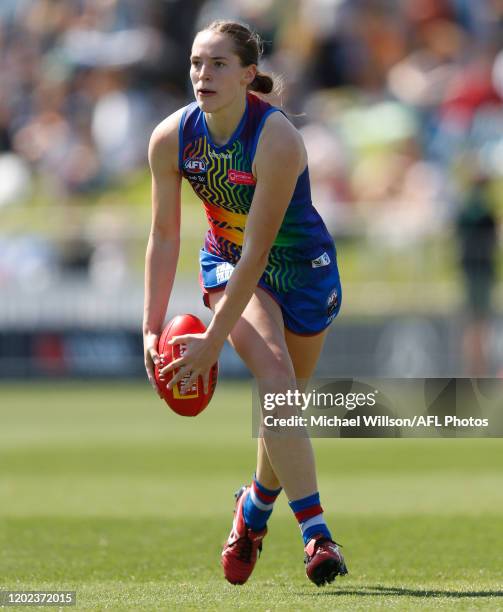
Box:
304;534;348;586
221;486;267;585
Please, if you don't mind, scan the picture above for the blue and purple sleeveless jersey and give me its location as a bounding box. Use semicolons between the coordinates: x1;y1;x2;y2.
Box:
178;92;334;292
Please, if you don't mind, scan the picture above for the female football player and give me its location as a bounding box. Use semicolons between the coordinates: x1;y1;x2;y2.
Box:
143;20;347;586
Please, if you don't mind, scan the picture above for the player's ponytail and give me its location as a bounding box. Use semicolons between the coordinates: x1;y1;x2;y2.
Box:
203;20;277;95
249;71;274;95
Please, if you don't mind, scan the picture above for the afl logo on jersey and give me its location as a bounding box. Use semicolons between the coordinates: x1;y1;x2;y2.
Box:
184;158;207;174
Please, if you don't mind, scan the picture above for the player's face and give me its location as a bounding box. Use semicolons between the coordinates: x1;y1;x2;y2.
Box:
190;31;256;113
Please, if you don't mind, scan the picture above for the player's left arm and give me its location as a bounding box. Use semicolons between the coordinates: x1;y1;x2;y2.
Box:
165;113;305;390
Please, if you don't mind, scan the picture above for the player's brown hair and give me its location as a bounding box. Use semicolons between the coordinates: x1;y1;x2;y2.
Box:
202;20;274;95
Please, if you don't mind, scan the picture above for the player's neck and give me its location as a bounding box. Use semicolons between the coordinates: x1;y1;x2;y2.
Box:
204;96;246;147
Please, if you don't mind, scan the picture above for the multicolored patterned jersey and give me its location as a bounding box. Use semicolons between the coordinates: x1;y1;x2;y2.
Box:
178;92;334;292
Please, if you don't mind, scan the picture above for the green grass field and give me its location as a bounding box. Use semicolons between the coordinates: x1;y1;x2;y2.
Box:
1;381;503;611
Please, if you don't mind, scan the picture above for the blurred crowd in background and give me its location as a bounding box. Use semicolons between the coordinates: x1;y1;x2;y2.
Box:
0;0;200;201
0;1;502;325
1;1;503;204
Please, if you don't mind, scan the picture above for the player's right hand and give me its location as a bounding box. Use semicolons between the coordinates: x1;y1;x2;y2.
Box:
143;331;162;398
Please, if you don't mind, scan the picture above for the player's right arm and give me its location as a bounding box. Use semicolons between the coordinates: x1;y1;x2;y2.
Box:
143;109;183;395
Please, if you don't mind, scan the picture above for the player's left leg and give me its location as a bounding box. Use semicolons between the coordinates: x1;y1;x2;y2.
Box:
284;327;327;385
281;327;348;586
254;327;347;585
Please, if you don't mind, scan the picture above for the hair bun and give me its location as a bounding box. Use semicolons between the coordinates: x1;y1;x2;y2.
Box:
250;72;274;94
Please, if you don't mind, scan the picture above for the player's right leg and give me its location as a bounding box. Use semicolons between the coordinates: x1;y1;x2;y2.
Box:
209;287;321;498
208;287;294;584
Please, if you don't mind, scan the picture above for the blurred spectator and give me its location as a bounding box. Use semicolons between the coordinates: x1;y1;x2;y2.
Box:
456;174;498;376
0;153;31;208
0;235;57;291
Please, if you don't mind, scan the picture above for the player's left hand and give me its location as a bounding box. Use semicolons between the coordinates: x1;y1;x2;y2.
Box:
159;332;222;394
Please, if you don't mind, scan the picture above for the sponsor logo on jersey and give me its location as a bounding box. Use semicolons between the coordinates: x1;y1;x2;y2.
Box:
326;288;339;323
228;169;256;185
216;262;234;283
209;150;232;159
311;252;331;268
184;158;207;174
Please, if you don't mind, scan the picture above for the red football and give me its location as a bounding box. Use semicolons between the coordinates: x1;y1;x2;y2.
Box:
154;314;218;416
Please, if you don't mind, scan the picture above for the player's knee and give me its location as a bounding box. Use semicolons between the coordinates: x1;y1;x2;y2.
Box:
230;330;295;382
269;360;295;381
252;353;295;384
